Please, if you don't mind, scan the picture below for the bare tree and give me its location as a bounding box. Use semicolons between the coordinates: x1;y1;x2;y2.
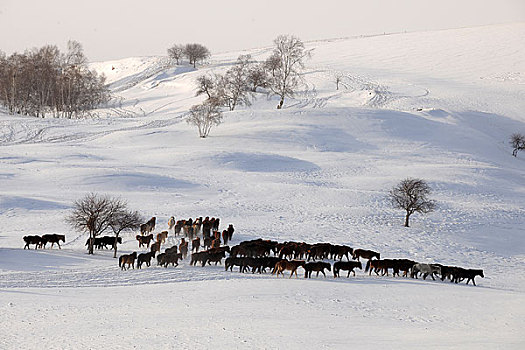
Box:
184;43;210;68
66;193;126;254
195;75;216;99
267;35;311;109
247;63;269;92
109;209;142;258
65;40;87;67
389;178;436;227
331;70;348;90
187;99;223;138
220;55;253;111
167;44;185;65
510;133;525;157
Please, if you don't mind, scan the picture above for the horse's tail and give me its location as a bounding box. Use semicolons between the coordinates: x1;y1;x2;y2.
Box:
365;260;371;273
119;256;123;268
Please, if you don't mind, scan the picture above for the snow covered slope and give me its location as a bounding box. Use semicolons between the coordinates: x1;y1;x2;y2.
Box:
1;23;524;349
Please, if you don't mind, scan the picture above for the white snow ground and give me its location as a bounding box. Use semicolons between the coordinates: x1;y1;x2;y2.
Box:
1;23;524;349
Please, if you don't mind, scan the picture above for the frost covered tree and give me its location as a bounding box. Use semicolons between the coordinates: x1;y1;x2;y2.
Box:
510;133;525;157
266;35;311;109
389;178;436;227
66;193;137;255
167;44;185;65
187;99;223;138
184;43;210;68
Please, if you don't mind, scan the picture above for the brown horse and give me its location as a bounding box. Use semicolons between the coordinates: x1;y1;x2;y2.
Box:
136;234;154;248
222;230;229;246
352;248;380;262
227;224;234;241
179;238;188;259
119;252;137;270
137;251;156;269
273;260;306;278
192;237;201;253
211;238;221;249
157;231;168;244
353;249;380;273
150;241;161;254
140;217;156;235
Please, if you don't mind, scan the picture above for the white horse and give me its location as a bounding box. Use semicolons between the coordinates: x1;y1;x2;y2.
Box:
412;263;441;280
168;216;176;231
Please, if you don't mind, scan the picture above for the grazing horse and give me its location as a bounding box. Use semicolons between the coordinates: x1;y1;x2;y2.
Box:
273;260;306;278
23;235;43;249
333;261;362;278
412;263;441;280
119;252;137;270
136;234;154;248
41;234;65;249
157;231;168;245
304;262;331;278
137;251;156;269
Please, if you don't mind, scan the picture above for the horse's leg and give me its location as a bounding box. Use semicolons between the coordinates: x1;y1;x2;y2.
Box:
321;270;326;278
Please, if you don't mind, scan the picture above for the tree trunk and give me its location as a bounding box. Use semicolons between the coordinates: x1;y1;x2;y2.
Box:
277;97;284;109
404;212;410;227
88;231;94;254
113;234;119;258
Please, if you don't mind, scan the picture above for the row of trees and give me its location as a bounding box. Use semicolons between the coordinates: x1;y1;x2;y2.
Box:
187;35;311;138
167;43;211;68
0;41;110;118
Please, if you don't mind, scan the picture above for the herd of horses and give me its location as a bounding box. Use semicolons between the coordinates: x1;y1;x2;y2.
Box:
19;216;484;286
116;216;485;286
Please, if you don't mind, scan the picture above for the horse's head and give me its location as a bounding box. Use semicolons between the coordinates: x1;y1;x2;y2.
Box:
357;262;363;269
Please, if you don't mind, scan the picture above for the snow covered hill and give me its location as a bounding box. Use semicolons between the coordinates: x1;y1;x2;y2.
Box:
1;23;524;349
